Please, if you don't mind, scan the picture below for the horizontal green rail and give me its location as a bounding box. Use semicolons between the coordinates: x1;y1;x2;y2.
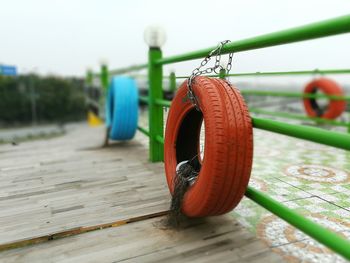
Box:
246;186;350;260
139;96;149;104
156;135;165;144
140;97;172;107
157;15;350;65
109;63;148;76
241;90;350;101
129;74;148;79
142;97;350;150
250;108;348;127
176;68;350;79
253;117;350;150
155;98;172;107
137;126;150;137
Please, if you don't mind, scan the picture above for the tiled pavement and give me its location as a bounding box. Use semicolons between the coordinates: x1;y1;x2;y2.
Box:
139;109;350;262
233;129;350;263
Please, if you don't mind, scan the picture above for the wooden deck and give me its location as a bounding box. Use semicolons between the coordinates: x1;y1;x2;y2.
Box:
0;124;284;262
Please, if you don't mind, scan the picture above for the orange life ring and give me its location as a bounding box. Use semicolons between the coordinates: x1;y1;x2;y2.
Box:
164;77;253;217
303;78;346;119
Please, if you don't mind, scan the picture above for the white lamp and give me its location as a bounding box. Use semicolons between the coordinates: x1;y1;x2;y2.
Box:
144;25;167;48
99;59;108;66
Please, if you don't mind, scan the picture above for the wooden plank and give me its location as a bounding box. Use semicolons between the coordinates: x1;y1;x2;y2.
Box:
0;215;284;263
0;210;168;251
0;125;170;244
0;124;284;262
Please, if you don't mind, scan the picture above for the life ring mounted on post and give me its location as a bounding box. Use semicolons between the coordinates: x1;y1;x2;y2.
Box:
164;77;253;217
303;78;346;119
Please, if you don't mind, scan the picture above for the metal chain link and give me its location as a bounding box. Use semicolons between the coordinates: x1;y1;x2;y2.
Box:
187;40;234;110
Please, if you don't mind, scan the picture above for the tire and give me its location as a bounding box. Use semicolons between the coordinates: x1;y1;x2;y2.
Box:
164;77;253;217
106;76;138;140
303;78;346;119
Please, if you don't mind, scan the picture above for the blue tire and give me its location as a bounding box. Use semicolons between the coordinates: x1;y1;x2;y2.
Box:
106;76;138;140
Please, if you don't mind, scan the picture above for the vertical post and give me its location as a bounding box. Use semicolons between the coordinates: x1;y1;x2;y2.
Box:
219;68;226;79
148;48;164;162
100;64;110;146
100;63;109;109
86;69;93;86
100;64;109;113
100;64;109;91
169;71;176;92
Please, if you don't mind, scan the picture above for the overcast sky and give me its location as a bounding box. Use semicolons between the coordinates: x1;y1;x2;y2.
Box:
1;0;350;81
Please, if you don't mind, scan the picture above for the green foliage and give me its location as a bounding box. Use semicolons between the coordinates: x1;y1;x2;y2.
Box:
0;74;86;125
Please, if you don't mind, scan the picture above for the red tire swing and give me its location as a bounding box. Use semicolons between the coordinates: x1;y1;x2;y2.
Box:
303;78;346;119
164;42;253;217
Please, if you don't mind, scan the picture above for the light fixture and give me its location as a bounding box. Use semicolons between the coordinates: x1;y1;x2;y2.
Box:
144;25;166;48
99;59;108;66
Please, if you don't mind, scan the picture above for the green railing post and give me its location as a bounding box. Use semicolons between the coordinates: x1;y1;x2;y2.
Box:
219;68;226;79
169;71;176;92
100;64;109;91
86;69;93;86
148;48;164;162
100;64;110;145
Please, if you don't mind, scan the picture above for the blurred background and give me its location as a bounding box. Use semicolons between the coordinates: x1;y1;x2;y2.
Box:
1;0;350;142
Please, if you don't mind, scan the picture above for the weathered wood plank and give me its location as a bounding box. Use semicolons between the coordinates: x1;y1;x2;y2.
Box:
0;215;284;263
0;124;284;262
0;125;169;244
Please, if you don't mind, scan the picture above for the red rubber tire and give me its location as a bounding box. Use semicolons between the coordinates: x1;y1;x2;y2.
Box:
303;78;346;119
164;77;253;217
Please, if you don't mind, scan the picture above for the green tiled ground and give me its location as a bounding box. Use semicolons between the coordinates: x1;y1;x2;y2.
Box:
232;129;350;263
139;109;350;263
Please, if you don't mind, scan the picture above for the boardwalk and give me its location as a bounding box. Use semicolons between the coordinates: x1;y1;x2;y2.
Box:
0;124;283;263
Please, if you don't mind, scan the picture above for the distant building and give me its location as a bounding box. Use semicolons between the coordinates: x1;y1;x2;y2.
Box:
0;64;17;76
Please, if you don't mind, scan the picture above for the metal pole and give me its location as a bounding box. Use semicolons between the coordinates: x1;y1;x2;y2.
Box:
169;72;176;92
148;48;164;162
249;108;348;127
240;90;350;101
100;64;109;91
156;14;350;65
252;117;350;150
219;68;226;79
86;69;93;86
109;63;148;75
176;68;350;79
100;64;110;147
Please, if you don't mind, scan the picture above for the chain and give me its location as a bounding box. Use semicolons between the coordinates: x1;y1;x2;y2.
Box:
187;40;234;110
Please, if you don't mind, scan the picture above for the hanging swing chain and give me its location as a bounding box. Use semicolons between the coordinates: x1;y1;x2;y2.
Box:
187;40;234;109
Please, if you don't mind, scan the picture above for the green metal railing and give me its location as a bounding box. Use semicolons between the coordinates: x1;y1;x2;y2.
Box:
109;63;148;76
100;64;109;91
242;90;350;131
88;14;350;260
156;15;350;65
241;90;350;100
177;68;350;131
137;96;350;150
245;186;350;258
176;68;350;78
249;108;348;127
